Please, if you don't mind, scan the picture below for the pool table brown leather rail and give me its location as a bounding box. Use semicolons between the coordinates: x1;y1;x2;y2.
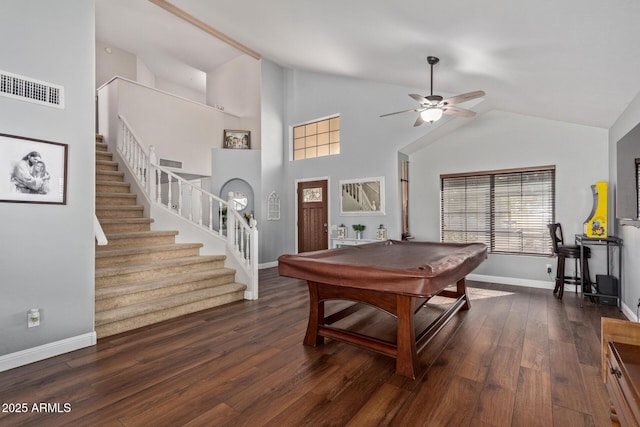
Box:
278;240;487;379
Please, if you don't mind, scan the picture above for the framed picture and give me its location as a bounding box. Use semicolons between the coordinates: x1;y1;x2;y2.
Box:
340;176;385;216
0;133;68;204
223;129;251;149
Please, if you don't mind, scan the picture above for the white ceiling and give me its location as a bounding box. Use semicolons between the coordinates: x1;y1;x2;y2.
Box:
96;0;640;129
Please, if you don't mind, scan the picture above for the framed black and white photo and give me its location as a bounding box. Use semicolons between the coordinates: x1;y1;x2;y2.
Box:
0;133;68;204
340;176;385;216
223;129;251;149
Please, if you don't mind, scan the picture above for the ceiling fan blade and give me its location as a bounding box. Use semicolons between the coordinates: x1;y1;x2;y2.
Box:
380;107;421;118
409;94;429;104
442;105;476;118
442;90;485;106
413;115;425;127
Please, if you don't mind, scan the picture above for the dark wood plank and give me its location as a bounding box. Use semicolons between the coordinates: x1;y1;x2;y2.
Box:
0;268;626;426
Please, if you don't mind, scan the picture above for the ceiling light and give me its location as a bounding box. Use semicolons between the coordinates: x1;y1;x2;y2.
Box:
421;108;443;123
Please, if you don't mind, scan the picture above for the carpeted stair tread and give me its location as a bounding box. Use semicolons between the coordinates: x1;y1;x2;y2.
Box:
95;283;247;325
96;205;144;211
95;255;226;278
95;268;236;300
95;242;203;258
98;217;154;226
104;230;179;240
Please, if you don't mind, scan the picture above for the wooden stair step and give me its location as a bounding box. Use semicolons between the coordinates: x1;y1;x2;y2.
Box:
96;159;119;171
97;230;179;250
96;151;113;161
95;268;237;311
96;170;125;182
95;255;227;288
96;205;145;219
96;192;137;205
95;284;247;338
95;243;203;268
97;217;154;233
96;181;130;193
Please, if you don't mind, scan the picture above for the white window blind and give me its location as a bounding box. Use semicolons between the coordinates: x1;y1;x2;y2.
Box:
441;166;555;255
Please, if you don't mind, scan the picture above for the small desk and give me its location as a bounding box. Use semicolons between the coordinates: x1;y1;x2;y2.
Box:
576;234;623;309
331;237;378;248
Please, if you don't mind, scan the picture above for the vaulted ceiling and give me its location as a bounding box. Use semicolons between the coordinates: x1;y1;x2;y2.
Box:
96;0;640;129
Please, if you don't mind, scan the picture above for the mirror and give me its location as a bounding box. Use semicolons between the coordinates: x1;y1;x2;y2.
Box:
340;176;385;216
616;122;640;220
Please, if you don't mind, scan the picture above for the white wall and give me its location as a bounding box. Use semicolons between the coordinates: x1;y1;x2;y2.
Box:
280;69;458;255
156;77;205;104
259;59;287;264
0;0;95;365
410;110;608;286
610;91;640;317
102;78;245;177
96;40;136;88
206;55;261;149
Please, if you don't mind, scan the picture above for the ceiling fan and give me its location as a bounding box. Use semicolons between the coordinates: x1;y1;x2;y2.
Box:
380;56;485;127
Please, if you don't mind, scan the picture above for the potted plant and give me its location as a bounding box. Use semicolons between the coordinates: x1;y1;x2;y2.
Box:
352;224;366;239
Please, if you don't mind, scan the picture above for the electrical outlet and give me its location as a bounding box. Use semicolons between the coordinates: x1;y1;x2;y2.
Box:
546;264;552;274
27;308;40;328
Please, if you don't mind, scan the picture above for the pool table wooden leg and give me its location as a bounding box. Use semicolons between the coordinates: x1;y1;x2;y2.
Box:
395;295;419;379
458;278;471;310
304;281;324;346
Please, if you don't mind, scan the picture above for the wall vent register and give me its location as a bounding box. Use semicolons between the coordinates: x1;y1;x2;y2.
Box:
0;70;64;109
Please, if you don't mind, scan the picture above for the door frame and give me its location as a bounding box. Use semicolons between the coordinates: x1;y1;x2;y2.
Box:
294;176;331;254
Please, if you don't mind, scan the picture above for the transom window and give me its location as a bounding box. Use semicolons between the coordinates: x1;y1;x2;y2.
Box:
293;116;340;161
440;166;556;256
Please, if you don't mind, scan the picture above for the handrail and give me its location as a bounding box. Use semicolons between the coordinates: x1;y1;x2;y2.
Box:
94;215;108;246
116;115;258;298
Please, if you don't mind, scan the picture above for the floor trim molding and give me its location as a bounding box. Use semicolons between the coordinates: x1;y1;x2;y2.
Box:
468;273;554;289
0;332;96;372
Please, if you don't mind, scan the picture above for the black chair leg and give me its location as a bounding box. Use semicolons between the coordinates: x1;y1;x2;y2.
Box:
557;256;566;300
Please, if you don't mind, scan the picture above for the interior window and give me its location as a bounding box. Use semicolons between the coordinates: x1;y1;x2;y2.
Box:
292;116;340;161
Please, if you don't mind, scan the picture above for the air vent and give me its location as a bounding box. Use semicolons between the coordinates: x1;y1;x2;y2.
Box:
159;159;182;169
0;70;64;109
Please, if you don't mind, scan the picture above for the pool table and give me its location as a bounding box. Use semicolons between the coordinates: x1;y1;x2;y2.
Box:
278;239;487;379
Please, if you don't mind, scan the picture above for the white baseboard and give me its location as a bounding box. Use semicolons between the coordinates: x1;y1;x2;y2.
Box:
0;332;96;373
259;261;278;269
468;273;555;290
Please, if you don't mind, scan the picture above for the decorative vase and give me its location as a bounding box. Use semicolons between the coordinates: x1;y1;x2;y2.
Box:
356;231;363;239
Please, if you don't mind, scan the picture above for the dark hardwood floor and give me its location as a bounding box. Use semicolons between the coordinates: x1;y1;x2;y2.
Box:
0;268;627;426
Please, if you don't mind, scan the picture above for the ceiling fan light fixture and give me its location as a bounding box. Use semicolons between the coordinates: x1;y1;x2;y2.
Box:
421;107;443;123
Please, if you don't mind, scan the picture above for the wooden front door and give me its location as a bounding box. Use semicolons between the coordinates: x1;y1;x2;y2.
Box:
297;180;328;253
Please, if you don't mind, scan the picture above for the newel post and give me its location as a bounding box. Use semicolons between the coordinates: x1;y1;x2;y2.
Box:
226;191;236;249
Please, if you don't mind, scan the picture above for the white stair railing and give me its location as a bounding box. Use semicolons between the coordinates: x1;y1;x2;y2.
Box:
117;115;258;298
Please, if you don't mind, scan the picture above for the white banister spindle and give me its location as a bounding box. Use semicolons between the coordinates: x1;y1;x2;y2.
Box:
167;174;173;209
116;115;258;300
198;191;203;226
155;168;161;203
178;180;183;216
208;198;213;231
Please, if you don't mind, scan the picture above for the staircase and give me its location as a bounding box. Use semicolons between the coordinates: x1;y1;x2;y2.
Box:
94;135;246;338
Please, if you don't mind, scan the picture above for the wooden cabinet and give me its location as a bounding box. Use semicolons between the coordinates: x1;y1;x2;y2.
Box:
602;318;640;426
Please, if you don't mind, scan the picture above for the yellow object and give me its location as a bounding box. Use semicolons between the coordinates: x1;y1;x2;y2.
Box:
584;181;607;237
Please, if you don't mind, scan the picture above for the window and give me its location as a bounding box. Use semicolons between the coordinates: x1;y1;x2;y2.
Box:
441;166;555;255
292;116;340;161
